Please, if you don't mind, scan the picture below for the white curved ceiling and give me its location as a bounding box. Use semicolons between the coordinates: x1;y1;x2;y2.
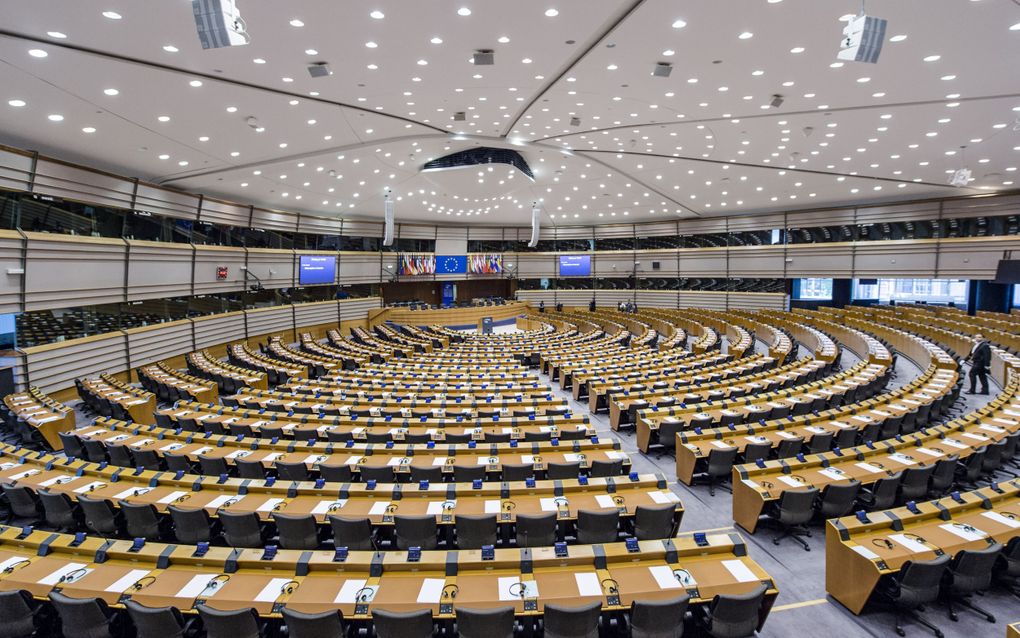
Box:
0;0;1017;226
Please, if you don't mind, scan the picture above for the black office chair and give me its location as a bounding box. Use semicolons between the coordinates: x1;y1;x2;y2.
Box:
768;487;819;551
319;463;354;483
955;448;986;488
502;463;534;481
106;445;134;468
0;590;40;638
77;495;122;536
38;489;79;532
235;459;267;480
163;453;192;474
325;515;374;550
543;601;602;638
773;437;804;459
993;536;1020;599
58;432;86;459
1;484;40;522
81;439;108;463
656;419;684;457
372;608;434;638
455;514;498;549
281;608;344;638
198;455;229;477
877;555;949;638
394;514;438;550
547;461;581;480
589;459;623;477
805;432;834;455
359;465;396;483
120;502;165;541
696;583;768;638
576;509;620;545
516;512;557;547
456;606;516;638
858;472;902;511
125;600;192;638
409;465;443;484
815;481;860;520
944;544;1001;623
48;592;119;638
453;465;486;482
275;461;310;482
741;442;771;465
131;449;162;472
693;448;738;496
195;605;263;638
634;504;680;540
928;456;958;497
898;465;936;504
273;513;322;550
219;511;265;548
628;595;689;638
168;506;214;544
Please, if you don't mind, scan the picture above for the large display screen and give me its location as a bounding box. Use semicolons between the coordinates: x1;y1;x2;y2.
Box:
559;254;591;277
298;255;336;285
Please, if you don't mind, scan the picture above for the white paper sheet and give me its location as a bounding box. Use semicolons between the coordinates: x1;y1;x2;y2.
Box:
427;501;456;515
104;569;151;593
39;563;90;585
938;523;987;542
0;556;28;572
722;560;758;583
818;468;847;481
575;572;602;597
851;545;881;560
710;441;733;449
854;462;884;474
648;565;685;589
176;574;222;598
263;453;283;463
8;469;40;481
73;481;107;494
914;448;944;458
157;491;189;504
887;453;917;466
649;491;680;504
334;579;372;603
539;497;565;512
981;511;1020;529
889;534;931;553
369;501;391;515
257;497;286;512
497;576;539;601
207;494;242;509
311;499;347;515
39;476;75;487
485;500;501;514
416;578;446;604
777;475;804;487
251;578;293;603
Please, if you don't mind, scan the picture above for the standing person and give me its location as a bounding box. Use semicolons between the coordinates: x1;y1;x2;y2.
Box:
966;333;991;395
589;299;596;313
539;300;545;313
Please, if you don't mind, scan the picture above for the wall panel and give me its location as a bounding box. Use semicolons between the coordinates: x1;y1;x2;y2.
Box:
32;160;133;211
727;246;786;278
24;234;126;310
0;230;24;314
785;244;854;279
193;246;248;295
853;240;938;278
341;252;383;284
201;198;250;227
126;320;194;368
126;240;193;301
23;333;127;393
134;184;200;220
0;148;33;192
193;312;246;353
246;248;295;289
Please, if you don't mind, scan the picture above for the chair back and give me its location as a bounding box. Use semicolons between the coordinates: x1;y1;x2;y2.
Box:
577;509;620;545
543;601;602;638
897;555;950;607
120;502;162;540
394;514;438;550
196;605;261;638
706;583;768;638
455;606;515;638
48;592;112;638
125;600;186;638
634;503;679;540
281;608;344;638
706;448;738;477
78;495;119;535
630;595;689;638
818;481;860;519
949;544;1003;594
220;511;264;547
777;487;819;525
168;506;212;544
0;590;37;638
273;513;320;550
372;608;434;638
515;512;557;547
455;514;498;550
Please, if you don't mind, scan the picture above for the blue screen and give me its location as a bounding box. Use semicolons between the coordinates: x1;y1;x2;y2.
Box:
559;254;591;277
299;255;336;285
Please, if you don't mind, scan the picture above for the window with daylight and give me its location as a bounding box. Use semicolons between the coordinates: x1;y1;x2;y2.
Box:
793;278;834;300
852;278;969;305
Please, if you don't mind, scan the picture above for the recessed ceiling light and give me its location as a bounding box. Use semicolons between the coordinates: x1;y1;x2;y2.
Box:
1010;22;1020;31
253;57;266;64
158;154;169;160
289;19;304;27
178;160;189;166
28;49;48;58
457;7;472;16
47;31;67;39
81;126;96;133
672;19;687;29
522;57;532;63
7;99;26;107
282;77;293;82
189;80;203;87
370;10;385;19
940;74;956;81
305;48;318;55
830;61;844;68
367;63;378;69
365;41;378;48
230;151;240;157
889;34;907;42
662;49;675;56
162;44;178;52
738;31;753;39
606;64;617;70
157;115;170;122
498;36;510;43
417;59;428;65
101;11;122;20
103;88;119;96
751;70;764;76
225;106;238;113
790;46;805;53
923;54;941;62
198;136;209;142
430;37;443;44
47;114;63;121
856;76;870;83
544;8;559;17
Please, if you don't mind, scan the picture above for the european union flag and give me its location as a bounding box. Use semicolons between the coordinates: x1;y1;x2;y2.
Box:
436;255;467;274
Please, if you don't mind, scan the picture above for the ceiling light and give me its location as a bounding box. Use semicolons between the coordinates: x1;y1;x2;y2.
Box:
672;19;687;29
253;57;266;64
940;74;956;81
889;34;907;42
417;59;428;65
498;36;510;43
289;19;304;27
305;48;318;55
103;88;119;96
101;11;122;20
522;57;532;63
365;41;377;48
790;46;805;53
738;31;753;39
856;77;870;83
162;44;178;52
923;54;941;62
178;160;189;166
7;99;26;107
158;154;169;160
47;114;63;121
157;115;170;122
370;10;385;19
545;8;559;17
81;126;96;133
430;37;443;44
281;77;293;82
1010;22;1020;31
47;31;67;39
457;7;472;16
28;49;48;58
189;80;203;87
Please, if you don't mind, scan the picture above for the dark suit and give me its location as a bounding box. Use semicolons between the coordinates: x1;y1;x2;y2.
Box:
968;341;991;393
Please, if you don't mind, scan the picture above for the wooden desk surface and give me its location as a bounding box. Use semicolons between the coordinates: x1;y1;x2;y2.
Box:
3;390;75;450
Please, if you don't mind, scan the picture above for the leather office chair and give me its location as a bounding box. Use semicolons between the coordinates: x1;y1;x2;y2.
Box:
693;448;738;496
944;544;1002;623
273;513;321;550
48;592;118;638
57;432;86;459
805;432;834;455
120;502;165;541
634;504;680;540
993;536;1020;599
359;465;396;483
516;512;557;547
227;423;253;438
547;461;581;480
195;605;263;638
898;465;936;504
543;601;602;638
168;506;214;544
502;463;534;482
372;609;434;638
0;590;40;638
454;465;486;482
220;511;265;548
955;448;986;488
773;437;804;460
259;426;285;440
858;472;902;511
815;481;860;520
768;487;819;551
628;595;689;638
524;431;552;442
163;453;192;474
38;489;80;532
741;442;771;465
928;456;958;497
1;484;40;522
656;418;684;457
589;459;623;477
456;606;515;638
877;555;949;637
455;514;498;549
125;600;191;638
275;461;310;482
131;449;162;472
394;514;438;550
319;464;354;483
198;455;229;477
409;465;443;484
577;509;620;545
77;495;121;536
696;583;768;638
235;459;266;480
281;608;344;638
329;515;376;550
81;439;108;463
